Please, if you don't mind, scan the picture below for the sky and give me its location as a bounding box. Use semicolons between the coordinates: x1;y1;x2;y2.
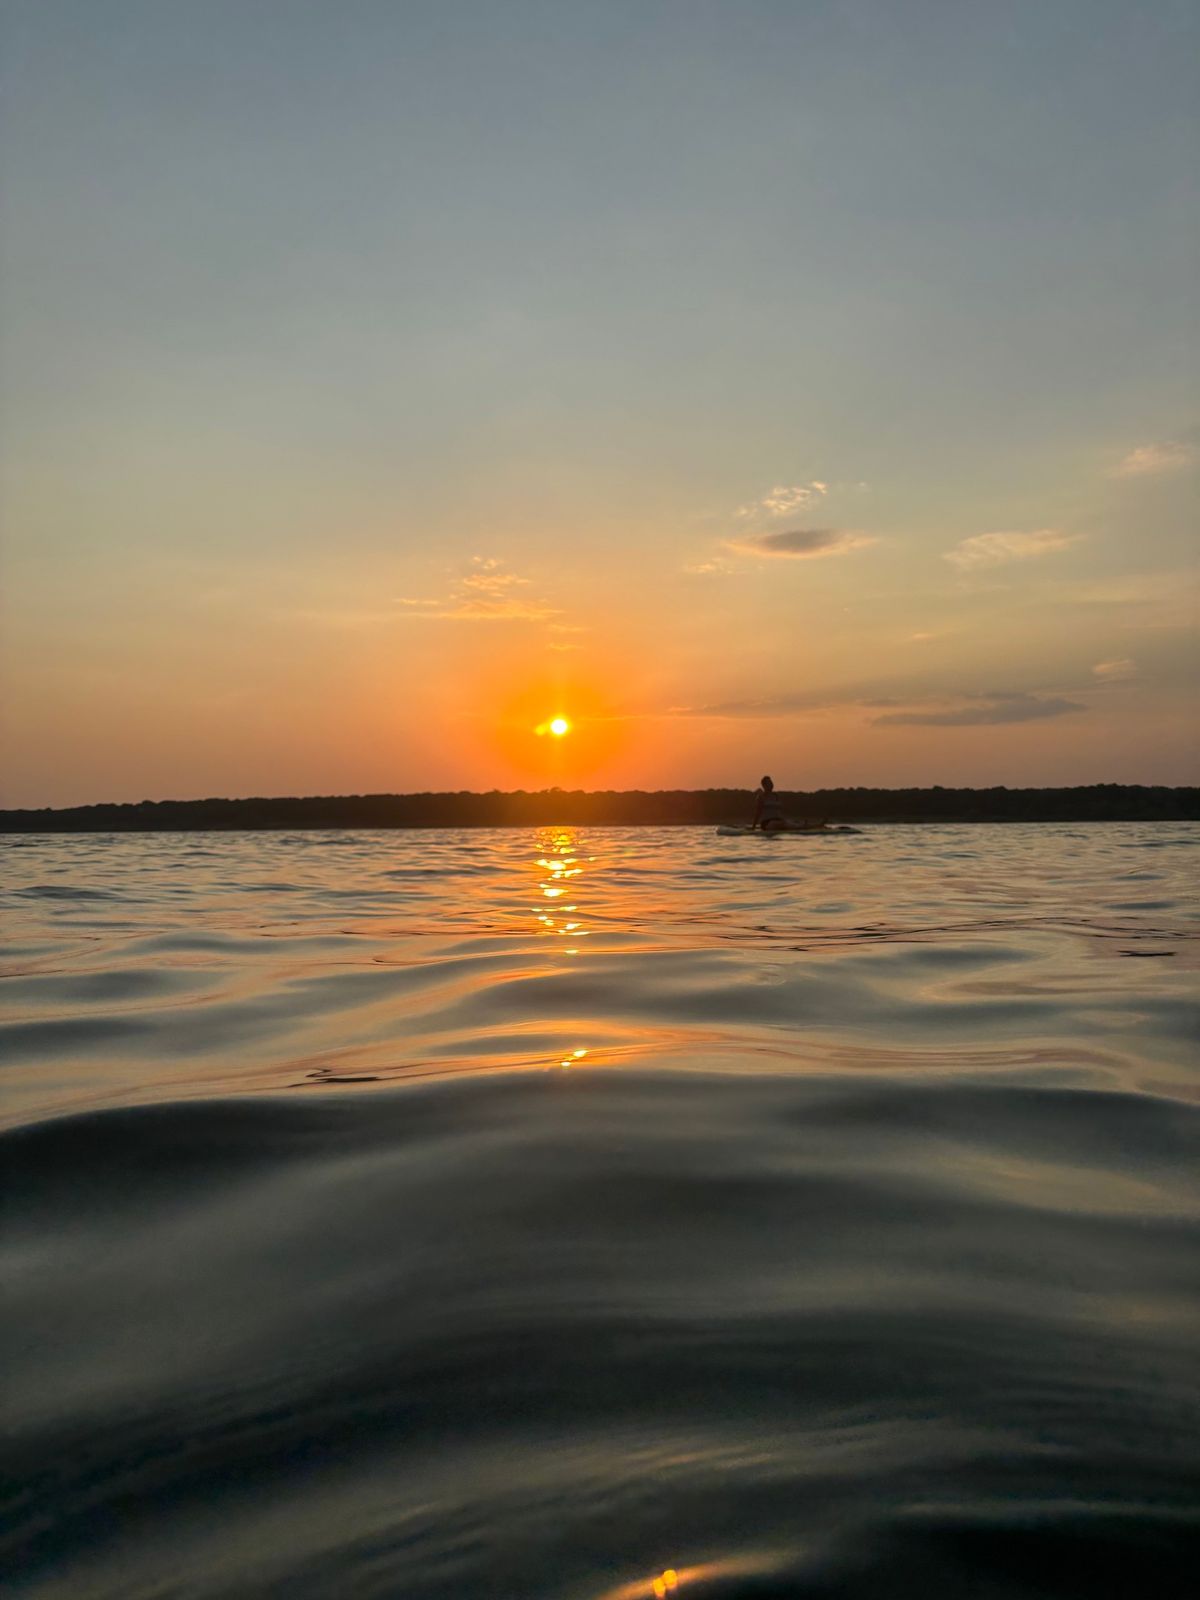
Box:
1;0;1197;806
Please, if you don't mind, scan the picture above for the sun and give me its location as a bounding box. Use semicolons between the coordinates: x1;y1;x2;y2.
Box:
549;717;570;737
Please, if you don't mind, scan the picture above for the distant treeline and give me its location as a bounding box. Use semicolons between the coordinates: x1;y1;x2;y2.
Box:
1;785;1197;832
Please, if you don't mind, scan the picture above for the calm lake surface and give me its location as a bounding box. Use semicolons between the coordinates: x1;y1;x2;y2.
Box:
3;824;1198;1598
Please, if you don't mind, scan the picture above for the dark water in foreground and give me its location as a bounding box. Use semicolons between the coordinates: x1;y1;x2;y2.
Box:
3;825;1198;1598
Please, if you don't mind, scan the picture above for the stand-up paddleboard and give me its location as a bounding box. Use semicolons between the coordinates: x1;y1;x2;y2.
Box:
716;824;862;836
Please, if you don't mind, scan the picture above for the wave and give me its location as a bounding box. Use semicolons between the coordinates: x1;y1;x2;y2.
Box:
2;825;1198;1596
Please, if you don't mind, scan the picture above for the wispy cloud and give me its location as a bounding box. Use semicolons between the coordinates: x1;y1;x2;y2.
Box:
668;687;897;719
944;528;1082;570
1113;441;1198;478
1092;658;1136;680
689;480;874;571
672;695;803;718
429;595;560;621
728;527;875;560
398;558;560;622
737;482;828;519
545;622;586;652
1072;571;1190;606
683;557;738;575
666;685;1085;728
1066;569;1199;630
873;692;1085;727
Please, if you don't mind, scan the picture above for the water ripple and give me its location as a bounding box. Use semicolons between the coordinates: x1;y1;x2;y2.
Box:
2;824;1197;1597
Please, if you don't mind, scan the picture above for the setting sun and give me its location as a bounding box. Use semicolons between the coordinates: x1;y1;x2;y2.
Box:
550;717;570;737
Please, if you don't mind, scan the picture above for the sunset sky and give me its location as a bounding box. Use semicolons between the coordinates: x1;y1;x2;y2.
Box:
2;0;1196;807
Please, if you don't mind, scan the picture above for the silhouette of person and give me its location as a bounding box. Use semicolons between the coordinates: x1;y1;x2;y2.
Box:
752;775;788;831
752;776;829;831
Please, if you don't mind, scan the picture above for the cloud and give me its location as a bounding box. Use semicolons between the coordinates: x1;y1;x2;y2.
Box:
429;596;560;620
728;527;875;560
544;623;587;651
668;687;898;719
737;482;828;519
1072;572;1187;606
1067;569;1199;630
944;529;1082;570
696;481;873;569
459;557;528;595
1092;658;1136;680
671;694;828;718
399;558;561;622
666;684;1086;728
872;692;1085;727
1113;442;1198;478
683;558;737;575
294;558;564;630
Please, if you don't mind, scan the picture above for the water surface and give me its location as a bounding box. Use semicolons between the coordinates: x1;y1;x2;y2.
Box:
3;825;1198;1597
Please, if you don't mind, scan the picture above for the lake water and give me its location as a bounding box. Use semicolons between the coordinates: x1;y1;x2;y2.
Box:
3;824;1198;1598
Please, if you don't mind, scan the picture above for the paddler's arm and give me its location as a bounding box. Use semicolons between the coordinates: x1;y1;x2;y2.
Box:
750;790;763;829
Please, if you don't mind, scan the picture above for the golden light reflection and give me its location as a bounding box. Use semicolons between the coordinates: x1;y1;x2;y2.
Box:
532;827;597;961
593;1554;779;1600
532;826;598;985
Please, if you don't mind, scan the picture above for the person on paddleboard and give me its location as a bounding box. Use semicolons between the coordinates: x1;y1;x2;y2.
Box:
751;776;828;832
752;775;789;831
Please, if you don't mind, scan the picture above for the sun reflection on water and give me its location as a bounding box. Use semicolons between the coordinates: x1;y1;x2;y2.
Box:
533;828;592;954
533;828;599;1063
593;1553;779;1599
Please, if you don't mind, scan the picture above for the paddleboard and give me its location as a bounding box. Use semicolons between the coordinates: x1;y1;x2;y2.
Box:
715;824;862;836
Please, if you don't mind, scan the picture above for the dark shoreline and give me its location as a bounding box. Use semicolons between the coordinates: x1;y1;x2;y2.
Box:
2;784;1196;832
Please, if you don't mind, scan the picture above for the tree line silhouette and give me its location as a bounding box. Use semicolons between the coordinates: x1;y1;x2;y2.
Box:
1;784;1196;831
